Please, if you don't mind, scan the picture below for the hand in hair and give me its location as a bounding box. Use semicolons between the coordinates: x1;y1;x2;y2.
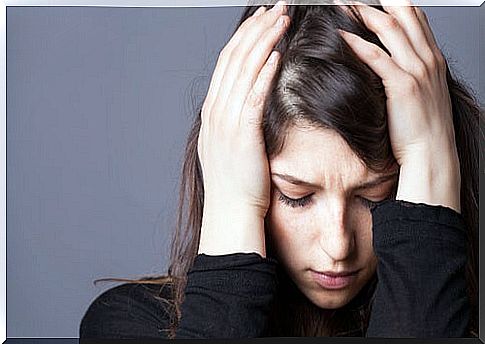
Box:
197;1;290;257
337;0;461;213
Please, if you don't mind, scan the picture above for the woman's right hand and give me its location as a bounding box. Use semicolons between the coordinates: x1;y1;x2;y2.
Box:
197;1;289;257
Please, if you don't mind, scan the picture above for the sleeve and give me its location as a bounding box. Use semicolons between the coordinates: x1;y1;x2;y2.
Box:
79;283;173;339
366;200;470;338
175;252;279;339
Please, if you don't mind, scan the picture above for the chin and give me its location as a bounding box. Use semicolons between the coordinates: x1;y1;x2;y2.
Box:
304;287;356;310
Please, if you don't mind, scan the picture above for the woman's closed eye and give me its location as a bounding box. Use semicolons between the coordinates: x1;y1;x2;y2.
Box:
277;190;314;208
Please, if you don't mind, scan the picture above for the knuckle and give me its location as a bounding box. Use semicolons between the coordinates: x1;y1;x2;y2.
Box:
274;15;288;31
242;16;256;29
435;51;447;71
220;41;238;60
403;74;420;95
414;61;428;80
246;90;265;108
366;47;382;61
422;50;446;75
421;50;436;68
258;10;280;28
218;46;229;61
382;16;400;31
200;105;209;123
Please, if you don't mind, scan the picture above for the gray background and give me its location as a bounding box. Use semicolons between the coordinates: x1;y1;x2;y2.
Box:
6;5;483;337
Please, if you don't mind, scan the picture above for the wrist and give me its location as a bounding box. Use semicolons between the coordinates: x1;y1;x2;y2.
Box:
198;202;267;257
396;152;461;213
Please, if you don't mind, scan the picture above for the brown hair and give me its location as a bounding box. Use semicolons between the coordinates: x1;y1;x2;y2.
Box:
95;2;481;338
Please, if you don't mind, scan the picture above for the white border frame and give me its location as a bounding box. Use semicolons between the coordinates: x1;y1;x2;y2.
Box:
1;1;482;342
1;0;6;342
3;0;485;6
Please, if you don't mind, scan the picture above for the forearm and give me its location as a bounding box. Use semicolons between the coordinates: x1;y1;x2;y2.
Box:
176;253;278;338
367;200;470;337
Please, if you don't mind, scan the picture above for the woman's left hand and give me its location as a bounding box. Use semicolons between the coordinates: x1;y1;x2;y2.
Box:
337;0;461;213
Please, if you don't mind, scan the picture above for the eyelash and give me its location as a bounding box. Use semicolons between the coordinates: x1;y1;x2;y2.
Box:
277;192;392;209
277;191;313;208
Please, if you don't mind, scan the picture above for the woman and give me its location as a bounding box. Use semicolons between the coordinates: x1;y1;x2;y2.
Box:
80;0;480;338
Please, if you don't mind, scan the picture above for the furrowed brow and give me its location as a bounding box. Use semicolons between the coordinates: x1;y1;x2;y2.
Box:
355;172;399;190
271;173;321;188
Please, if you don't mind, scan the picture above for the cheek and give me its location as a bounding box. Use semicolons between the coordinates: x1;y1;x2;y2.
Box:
350;208;375;254
347;207;378;274
266;194;312;262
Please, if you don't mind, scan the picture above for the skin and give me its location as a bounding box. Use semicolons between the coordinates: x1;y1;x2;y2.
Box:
197;0;461;309
337;0;461;213
267;126;398;309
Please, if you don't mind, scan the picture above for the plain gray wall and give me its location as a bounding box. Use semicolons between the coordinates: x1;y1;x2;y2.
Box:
6;5;483;337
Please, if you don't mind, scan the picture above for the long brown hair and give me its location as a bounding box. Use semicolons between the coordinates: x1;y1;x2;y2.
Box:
95;2;481;338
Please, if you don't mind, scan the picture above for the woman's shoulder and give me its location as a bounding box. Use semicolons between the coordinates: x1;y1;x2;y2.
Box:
80;281;175;339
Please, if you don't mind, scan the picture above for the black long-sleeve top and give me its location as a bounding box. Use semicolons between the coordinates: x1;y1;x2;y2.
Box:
79;200;472;338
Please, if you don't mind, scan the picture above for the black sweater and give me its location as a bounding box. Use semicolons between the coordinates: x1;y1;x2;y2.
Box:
79;200;471;338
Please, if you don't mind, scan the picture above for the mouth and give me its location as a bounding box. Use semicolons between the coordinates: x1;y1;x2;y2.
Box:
310;269;360;290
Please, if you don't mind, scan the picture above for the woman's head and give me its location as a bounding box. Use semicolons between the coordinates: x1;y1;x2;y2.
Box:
266;126;398;310
167;2;479;337
257;4;399;310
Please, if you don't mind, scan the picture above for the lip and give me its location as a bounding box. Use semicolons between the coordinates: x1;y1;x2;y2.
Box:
311;269;360;290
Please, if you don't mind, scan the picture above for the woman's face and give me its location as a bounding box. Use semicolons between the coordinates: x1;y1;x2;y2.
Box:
267;125;398;309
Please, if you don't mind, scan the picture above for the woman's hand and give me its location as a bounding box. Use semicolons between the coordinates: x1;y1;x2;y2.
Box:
197;1;290;257
337;0;461;213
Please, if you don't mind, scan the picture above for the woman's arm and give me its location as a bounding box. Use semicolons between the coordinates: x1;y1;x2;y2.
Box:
175;253;278;338
366;200;469;337
338;1;461;213
338;1;470;337
197;2;289;257
175;3;289;338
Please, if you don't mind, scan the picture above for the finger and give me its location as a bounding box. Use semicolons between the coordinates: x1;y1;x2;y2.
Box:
252;5;267;17
215;2;287;114
241;51;281;132
350;2;425;75
413;7;447;71
202;5;269;120
413;7;439;51
381;0;436;67
338;29;412;96
225;15;289;125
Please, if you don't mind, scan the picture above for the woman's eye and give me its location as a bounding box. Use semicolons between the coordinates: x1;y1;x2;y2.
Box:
277;191;313;208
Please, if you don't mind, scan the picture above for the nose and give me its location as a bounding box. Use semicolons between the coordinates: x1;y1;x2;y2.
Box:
318;204;356;262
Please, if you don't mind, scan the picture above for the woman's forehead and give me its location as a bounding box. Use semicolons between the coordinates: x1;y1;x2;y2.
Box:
268;126;396;186
269;126;362;167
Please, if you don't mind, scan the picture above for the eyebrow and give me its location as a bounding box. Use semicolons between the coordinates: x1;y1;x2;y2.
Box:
272;173;321;188
355;172;399;190
271;172;399;190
